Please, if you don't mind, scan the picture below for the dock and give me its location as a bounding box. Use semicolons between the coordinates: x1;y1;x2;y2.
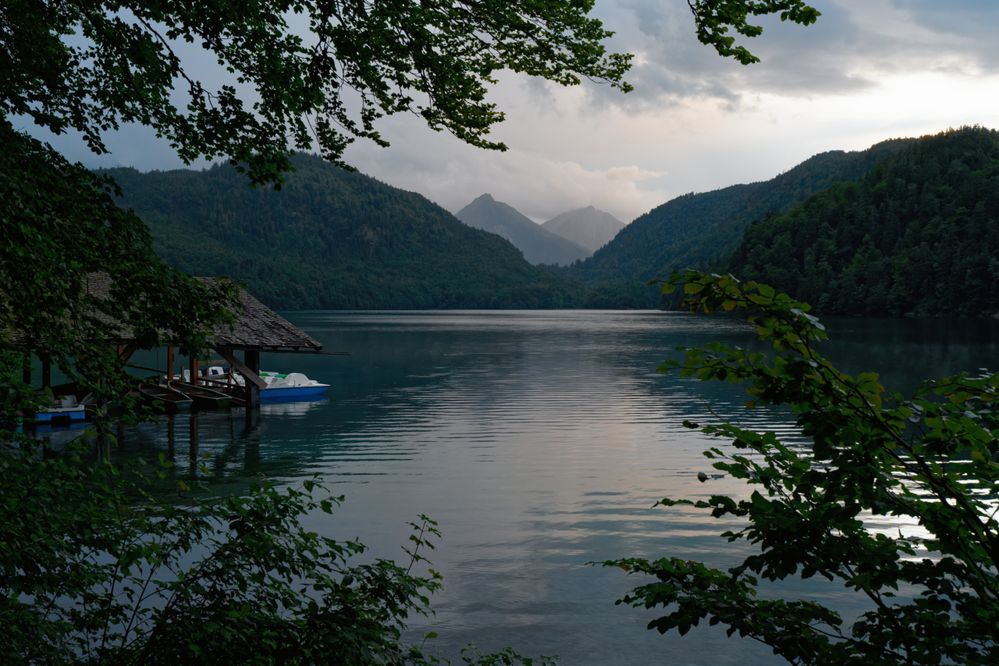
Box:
18;276;326;421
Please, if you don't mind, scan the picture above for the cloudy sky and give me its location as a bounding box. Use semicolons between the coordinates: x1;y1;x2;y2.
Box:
26;0;999;223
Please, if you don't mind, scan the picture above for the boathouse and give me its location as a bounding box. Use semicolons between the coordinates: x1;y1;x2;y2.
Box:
21;275;323;409
198;284;324;407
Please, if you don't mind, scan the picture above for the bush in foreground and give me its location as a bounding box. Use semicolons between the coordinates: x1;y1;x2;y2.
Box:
0;443;551;665
608;271;999;664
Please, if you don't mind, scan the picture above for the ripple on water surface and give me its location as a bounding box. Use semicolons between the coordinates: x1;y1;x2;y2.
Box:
117;310;999;665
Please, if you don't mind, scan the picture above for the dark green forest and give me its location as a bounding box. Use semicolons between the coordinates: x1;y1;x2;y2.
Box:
108;155;581;309
570;138;911;308
110;129;999;315
729;126;999;316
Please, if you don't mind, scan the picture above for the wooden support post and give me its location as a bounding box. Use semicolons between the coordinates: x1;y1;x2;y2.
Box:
189;355;200;386
165;345;174;383
22;353;31;386
213;348;267;390
245;349;261;409
40;353;51;389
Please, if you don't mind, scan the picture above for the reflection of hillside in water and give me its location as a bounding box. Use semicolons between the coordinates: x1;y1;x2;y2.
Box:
106;312;999;493
821;316;999;392
112;312;772;488
112;323;509;485
102;311;999;666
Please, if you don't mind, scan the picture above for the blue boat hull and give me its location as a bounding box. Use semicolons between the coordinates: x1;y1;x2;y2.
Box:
260;385;330;402
36;408;87;424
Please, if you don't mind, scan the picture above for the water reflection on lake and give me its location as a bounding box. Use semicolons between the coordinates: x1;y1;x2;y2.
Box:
114;311;999;665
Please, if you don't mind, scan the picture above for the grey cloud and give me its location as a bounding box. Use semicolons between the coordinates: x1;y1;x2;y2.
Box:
21;120;196;173
584;0;999;111
21;0;999;232
344;121;668;223
582;0;870;112
890;0;999;70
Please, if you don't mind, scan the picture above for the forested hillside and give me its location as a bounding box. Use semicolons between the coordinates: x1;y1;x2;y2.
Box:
107;155;581;309
571;138;912;307
729;126;999;316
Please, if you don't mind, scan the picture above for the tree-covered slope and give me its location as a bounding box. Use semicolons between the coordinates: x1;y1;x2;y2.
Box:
106;155;581;309
728;127;999;316
571;138;911;306
456;194;591;265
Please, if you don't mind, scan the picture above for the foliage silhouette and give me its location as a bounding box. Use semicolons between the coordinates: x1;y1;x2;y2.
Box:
607;270;999;664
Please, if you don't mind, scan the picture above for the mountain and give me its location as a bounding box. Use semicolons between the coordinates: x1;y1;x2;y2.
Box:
455;194;591;265
728;126;999;316
542;206;626;253
571;138;913;307
104;155;581;309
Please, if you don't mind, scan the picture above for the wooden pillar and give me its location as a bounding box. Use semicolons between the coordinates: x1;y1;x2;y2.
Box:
189;355;200;386
214;348;265;413
165;345;174;383
40;353;51;389
245;349;261;409
22;353;31;386
189;411;200;469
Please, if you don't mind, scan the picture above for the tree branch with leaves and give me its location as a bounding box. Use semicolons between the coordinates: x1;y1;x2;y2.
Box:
607;271;999;664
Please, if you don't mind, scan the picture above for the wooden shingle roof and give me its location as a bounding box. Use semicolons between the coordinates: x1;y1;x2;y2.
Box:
76;273;322;353
213;287;322;352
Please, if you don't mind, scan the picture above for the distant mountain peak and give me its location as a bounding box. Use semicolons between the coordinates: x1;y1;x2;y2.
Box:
456;195;590;265
541;206;625;253
103;158;575;309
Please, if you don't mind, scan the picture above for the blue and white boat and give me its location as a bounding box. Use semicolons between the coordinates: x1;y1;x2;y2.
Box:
204;367;330;402
256;371;330;402
36;395;87;424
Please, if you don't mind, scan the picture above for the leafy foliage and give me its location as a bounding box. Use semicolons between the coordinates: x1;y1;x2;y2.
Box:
106;155;583;309
0;444;554;664
1;0;632;184
0;120;234;420
729;126;999;316
687;0;821;64
607;271;999;664
571;139;911;307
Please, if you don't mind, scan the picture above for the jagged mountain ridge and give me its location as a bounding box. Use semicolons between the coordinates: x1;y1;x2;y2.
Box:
455;194;591;266
542;206;626;253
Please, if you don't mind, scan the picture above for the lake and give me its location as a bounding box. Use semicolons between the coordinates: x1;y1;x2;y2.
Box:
119;311;999;664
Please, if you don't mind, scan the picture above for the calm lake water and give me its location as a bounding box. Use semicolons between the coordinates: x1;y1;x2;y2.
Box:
119;311;999;665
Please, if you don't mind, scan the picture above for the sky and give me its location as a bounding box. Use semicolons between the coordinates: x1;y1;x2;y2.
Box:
23;0;999;224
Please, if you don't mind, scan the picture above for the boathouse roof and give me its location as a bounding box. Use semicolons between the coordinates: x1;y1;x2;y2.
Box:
79;273;322;353
215;287;322;352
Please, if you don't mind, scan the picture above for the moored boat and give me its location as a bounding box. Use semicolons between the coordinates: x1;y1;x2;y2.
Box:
171;382;233;410
202;366;330;402
35;395;87;425
256;371;330;402
138;383;193;413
